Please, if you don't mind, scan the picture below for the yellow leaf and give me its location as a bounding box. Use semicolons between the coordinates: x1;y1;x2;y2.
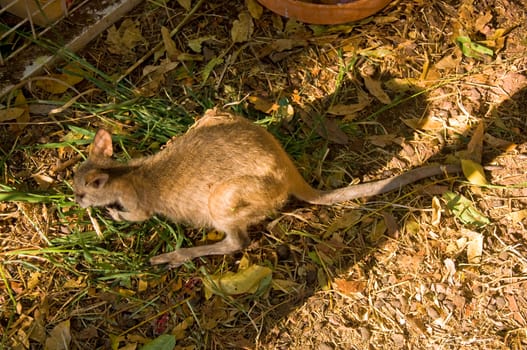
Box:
63;277;86;289
35;63;87;94
171;317;194;340
203;264;272;298
461;159;488;186
118;288;135;297
431;196;441;225
0;107;25;122
176;0;191;11
137;278;148;293
245;0;263;19
247;95;278;114
27;272;42;290
61;63;86;86
205;230;224;242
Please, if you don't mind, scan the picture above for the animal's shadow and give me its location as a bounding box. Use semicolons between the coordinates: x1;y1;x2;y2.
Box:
182;67;527;348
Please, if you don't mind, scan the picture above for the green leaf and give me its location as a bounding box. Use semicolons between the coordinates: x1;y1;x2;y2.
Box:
0;190;66;203
141;334;176;350
443;191;490;227
203;264;272;298
201;57;223;84
455;36;494;59
188;35;215;53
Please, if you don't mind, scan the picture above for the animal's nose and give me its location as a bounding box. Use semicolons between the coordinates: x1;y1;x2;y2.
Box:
75;192;85;203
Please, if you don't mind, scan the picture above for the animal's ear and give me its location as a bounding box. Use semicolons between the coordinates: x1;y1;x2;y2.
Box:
84;170;109;189
90;129;113;158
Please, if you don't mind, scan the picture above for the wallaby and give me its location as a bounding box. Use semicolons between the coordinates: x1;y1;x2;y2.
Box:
73;108;461;267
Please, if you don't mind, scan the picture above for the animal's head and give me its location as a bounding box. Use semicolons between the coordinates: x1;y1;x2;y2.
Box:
73;129;116;208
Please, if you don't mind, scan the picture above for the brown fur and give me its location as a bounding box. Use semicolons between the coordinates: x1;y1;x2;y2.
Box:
73;108;461;267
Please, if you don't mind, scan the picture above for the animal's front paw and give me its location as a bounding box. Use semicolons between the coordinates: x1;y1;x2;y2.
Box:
150;251;188;268
106;207;124;221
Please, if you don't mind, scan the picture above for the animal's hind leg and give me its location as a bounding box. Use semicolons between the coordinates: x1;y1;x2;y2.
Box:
149;175;288;268
149;229;249;268
207;175;289;233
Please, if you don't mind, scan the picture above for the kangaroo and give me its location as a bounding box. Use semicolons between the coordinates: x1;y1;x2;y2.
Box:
73;108;461;267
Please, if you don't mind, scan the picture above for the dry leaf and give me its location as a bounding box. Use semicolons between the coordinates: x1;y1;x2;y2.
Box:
0;107;25;122
384;77;419;93
326;210;362;235
176;0;191;11
32;173;54;190
172;317;194;340
333;278;367;295
257;38;307;59
231;12;254;43
484;133;516;151
367;134;397;147
369;219;387;242
506;209;527;223
246;0;263;19
36;62;87;94
434;53;462;70
382;212;399;238
14;90;30;126
463;229;483;264
248;96;278;113
272;279;301;293
44;320;71;350
475;12;493;33
362;75;391;104
161;26;179;60
299;110;349;144
466;121;485;163
402;116;444;131
188;36;215;53
431;196;441;225
398;253;425;271
443;258;456;284
327;91;372;118
138;59;180;96
461;159;488;186
106;19;145;55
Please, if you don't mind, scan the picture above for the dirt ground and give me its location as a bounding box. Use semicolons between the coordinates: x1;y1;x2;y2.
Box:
1;0;527;349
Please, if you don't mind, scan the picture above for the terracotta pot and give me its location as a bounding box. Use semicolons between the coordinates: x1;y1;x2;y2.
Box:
0;0;70;26
256;0;392;25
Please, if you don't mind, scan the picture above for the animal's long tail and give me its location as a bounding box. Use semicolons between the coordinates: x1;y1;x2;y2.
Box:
291;164;462;205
